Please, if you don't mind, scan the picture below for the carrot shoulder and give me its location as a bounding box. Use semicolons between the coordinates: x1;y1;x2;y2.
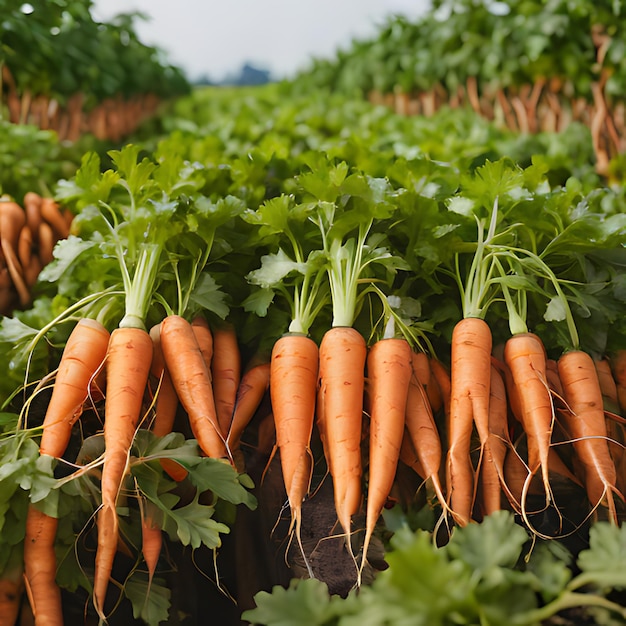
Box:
318;326;366;537
94;326;153;617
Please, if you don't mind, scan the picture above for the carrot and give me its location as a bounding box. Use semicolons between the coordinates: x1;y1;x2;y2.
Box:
23;192;42;237
40;197;69;240
211;322;241;437
446;317;492;526
270;333;318;571
429;357;451;418
362;338;412;567
557;350;621;523
0;573;23;626
159;315;228;460
317;326;366;538
226;360;271;452
94;326;153;617
149;324;187;482
0;199;30;306
141;501;162;589
191;315;213;378
18;224;33;271
404;351;447;512
594;357;619;412
25;318;110;626
480;364;516;514
399;432;426;480
503;332;554;507
37;222;55;266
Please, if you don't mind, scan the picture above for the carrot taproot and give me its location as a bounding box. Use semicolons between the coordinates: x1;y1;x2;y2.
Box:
40;197;69;240
18;224;32;272
0;570;23;626
503;332;554;507
159;315;228;460
211;322;241;437
0;199;30;306
404;351;447;512
25;318;110;626
141;500;162;589
149;323;187;482
226;360;271;452
362;338;412;567
94;326;153;617
191;316;213;378
446;317;492;526
429;357;451;418
270;333;318;571
399;431;426;480
483;363;518;511
23;192;42;237
594;357;619;412
37;222;55;266
557;350;622;523
318;326;366;538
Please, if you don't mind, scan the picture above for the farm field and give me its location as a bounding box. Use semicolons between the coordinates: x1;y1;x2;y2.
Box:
2;1;626;625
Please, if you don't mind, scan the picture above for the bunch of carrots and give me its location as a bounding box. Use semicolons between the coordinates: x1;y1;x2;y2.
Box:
0;192;72;316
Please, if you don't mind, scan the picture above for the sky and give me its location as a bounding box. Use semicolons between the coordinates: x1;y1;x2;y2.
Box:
91;0;430;83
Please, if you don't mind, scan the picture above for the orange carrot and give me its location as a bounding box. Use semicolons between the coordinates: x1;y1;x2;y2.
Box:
317;326;366;538
405;351;447;511
271;333;318;569
399;432;426;480
149;324;187;482
429;357;451;418
557;350;621;522
37;222;55;266
594;357;619;412
94;326;153;617
211;323;241;437
446;317;492;526
0;199;30;306
23;192;42;236
226;361;271;452
18;224;32;272
40;197;69;240
191;316;213;378
25;318;110;626
0;569;23;626
504;332;554;507
362;338;412;567
159;315;228;460
141;501;162;589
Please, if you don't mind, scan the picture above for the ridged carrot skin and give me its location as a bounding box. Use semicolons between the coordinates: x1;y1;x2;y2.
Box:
25;318;110;626
94;326;153;618
504;332;553;505
160;315;228;460
558;350;620;522
211;323;241;437
362;338;412;565
271;334;318;528
318;326;366;536
447;317;492;526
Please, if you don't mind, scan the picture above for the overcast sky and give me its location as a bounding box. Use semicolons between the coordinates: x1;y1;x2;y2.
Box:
91;0;430;82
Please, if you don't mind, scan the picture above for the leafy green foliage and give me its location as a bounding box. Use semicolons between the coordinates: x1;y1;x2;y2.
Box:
243;512;626;626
